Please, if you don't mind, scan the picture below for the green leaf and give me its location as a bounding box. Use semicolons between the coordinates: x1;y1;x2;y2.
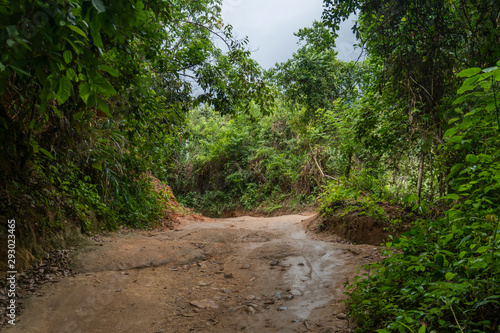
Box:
90;18;103;48
97;98;111;117
66;68;77;81
443;193;459;200
50;105;61;118
418;325;426;333
466;154;478;163
39;148;54;160
457;85;475;94
476;246;489;254
79;83;92;104
435;254;445;268
68;25;88;39
457;67;481;78
445;272;455;281
98;65;120;77
56;76;72;104
63;50;72;64
91;0;106;13
92;161;103;171
448;163;464;178
482;66;498;73
73;111;85;121
95;81;117;95
0;62;5;71
9;65;32;77
453;94;468;105
443;128;457;138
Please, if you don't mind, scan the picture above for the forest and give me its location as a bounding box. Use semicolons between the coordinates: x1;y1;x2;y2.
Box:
1;0;499;332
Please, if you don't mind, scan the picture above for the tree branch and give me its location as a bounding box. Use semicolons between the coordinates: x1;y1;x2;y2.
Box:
177;20;231;50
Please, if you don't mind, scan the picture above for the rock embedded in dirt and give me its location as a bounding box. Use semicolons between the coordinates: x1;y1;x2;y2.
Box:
190;300;219;309
289;289;302;296
278;307;288;311
269;259;279;266
245;307;256;314
336;313;347;320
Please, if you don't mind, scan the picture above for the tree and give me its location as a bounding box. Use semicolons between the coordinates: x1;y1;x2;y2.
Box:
0;0;269;228
268;21;365;120
322;0;500;203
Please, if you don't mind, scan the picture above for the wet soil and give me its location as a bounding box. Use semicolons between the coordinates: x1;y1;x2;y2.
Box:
2;214;382;333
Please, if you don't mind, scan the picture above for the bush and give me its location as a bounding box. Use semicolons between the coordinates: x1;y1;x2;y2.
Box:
345;63;500;333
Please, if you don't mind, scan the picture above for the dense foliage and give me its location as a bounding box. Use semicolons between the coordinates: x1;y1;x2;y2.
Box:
319;0;500;331
1;0;498;331
0;0;268;235
346;64;500;332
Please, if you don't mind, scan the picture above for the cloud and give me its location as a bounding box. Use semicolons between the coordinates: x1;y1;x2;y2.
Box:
222;0;362;69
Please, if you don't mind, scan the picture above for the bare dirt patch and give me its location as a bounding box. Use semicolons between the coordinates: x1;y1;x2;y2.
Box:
2;214;382;333
309;203;414;246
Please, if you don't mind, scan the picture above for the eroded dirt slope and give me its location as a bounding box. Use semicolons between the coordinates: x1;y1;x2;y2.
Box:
3;214;381;333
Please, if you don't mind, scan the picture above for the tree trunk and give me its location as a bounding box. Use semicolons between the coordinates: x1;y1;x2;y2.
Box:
416;150;425;205
429;148;435;203
345;149;353;180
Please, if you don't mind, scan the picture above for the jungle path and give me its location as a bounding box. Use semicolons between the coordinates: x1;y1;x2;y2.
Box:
5;214;381;333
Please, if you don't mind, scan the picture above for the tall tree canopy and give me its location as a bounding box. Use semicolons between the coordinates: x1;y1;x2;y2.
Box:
0;0;269;228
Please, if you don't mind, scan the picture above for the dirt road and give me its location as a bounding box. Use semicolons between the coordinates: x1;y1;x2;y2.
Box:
4;214;380;333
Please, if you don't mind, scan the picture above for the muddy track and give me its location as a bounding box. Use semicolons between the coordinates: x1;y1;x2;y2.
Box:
3;214;381;333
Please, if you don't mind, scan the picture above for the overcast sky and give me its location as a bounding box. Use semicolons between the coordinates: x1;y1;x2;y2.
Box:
221;0;362;70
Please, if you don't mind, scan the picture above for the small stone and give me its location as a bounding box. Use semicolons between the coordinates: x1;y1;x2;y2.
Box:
190;300;219;309
270;259;279;266
199;282;212;286
245;307;256;314
298;263;305;266
240;264;251;269
278;307;288;311
224;273;234;279
336;313;347;320
283;295;294;300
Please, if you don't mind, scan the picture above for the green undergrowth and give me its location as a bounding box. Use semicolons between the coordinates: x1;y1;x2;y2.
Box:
345;64;500;332
170;103;334;216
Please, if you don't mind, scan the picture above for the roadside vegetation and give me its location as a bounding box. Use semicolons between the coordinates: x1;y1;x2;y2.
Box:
1;0;499;331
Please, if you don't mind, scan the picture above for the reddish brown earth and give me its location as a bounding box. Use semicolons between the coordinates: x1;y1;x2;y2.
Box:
2;214;383;333
316;203;414;246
